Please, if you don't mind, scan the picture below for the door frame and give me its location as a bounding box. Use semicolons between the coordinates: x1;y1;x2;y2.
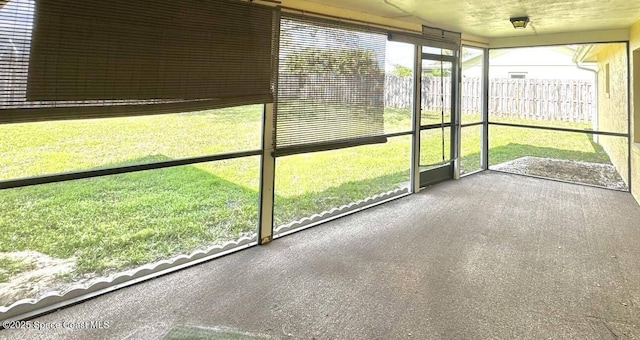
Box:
414;47;460;188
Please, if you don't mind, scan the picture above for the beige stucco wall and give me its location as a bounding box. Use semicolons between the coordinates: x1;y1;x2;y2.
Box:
596;43;629;186
630;20;640;203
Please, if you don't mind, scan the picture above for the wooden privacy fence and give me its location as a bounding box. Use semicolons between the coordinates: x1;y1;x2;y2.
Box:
488;78;594;122
385;75;454;115
385;75;596;122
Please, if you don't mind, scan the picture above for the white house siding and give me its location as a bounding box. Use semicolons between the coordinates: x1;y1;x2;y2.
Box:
463;46;595;80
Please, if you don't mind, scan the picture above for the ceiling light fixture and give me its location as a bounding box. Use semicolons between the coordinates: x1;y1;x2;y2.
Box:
510;16;530;29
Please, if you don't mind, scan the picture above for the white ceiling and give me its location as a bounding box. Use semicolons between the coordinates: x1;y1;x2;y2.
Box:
302;0;640;38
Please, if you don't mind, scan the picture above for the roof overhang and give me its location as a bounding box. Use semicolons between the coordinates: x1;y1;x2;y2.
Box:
573;44;608;63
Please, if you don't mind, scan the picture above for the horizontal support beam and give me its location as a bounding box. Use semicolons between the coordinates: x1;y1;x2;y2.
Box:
0;150;262;190
489;29;629;49
420;122;453;130
421;53;456;62
489;121;629;137
273;136;388;157
280;0;422;34
461;33;489;48
461;121;483;128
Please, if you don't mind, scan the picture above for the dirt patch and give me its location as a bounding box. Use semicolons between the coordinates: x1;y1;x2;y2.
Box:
491;156;628;190
0;251;75;307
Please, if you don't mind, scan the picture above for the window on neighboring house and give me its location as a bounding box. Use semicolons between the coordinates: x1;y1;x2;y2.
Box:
509;72;527;79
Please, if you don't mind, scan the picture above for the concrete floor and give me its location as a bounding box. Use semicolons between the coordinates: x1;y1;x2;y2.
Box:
2;171;640;339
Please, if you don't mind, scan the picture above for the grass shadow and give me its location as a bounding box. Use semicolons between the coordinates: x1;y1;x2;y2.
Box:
0;155;259;275
0;155;409;278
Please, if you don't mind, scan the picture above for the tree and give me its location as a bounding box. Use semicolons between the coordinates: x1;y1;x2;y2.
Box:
392;64;412;77
283;47;382;76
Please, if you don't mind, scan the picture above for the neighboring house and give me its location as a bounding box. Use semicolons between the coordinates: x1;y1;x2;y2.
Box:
463;45;595;80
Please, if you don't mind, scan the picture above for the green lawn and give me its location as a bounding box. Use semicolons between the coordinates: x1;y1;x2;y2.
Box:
0;105;613;282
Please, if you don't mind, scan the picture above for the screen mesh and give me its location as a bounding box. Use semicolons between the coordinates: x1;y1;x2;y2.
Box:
275;16;387;155
0;0;278;123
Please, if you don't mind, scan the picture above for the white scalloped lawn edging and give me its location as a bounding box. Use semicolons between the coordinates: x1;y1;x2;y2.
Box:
0;235;257;322
274;187;409;235
1;188;410;321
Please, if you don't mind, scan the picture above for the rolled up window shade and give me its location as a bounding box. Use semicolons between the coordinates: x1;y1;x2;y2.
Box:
275;16;387;156
0;0;278;123
388;27;460;52
421;26;461;51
